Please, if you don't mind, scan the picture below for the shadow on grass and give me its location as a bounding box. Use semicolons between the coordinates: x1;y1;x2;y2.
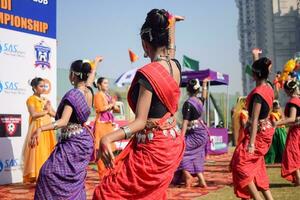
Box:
269;183;293;188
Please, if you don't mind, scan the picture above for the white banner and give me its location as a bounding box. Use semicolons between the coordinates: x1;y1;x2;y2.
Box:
0;0;56;185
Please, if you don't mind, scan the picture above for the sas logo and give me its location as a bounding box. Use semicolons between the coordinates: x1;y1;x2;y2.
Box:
0;159;20;174
0;42;25;57
34;41;51;69
0;81;26;95
0;160;3;173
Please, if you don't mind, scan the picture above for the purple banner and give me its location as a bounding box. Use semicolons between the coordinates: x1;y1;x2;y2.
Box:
207;128;228;155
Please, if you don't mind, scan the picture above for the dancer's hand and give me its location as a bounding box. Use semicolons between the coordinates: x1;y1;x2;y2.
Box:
252;48;262;56
247;144;255;154
98;136;115;169
94;56;104;66
271;120;277;128
30;128;42;148
174;15;185;22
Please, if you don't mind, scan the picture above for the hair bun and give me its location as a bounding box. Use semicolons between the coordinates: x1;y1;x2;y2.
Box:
141;9;170;48
81;62;91;74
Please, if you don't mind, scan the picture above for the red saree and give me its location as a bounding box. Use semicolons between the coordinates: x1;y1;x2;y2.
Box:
231;84;274;199
93;62;185;200
281;97;300;182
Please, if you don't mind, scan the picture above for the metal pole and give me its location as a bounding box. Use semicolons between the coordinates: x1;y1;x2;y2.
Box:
206;81;210;126
226;85;229;129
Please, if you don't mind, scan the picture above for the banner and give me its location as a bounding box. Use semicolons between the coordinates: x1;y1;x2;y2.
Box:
207;128;228;155
0;0;56;184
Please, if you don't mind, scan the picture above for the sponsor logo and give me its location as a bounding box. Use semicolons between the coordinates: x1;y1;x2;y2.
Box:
0;41;25;57
33;0;49;5
0;80;26;95
34;41;51;69
210;136;227;150
217;72;225;80
43;78;52;94
0;159;20;174
0;160;3;173
0;114;22;137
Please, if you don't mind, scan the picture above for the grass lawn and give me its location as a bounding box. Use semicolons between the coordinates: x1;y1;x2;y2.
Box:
196;167;300;200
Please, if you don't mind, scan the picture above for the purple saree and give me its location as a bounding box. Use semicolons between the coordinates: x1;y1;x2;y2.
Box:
173;97;209;184
34;89;94;200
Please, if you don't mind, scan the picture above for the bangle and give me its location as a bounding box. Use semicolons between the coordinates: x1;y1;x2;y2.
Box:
120;126;132;139
168;44;176;50
52;121;58;130
248;143;254;148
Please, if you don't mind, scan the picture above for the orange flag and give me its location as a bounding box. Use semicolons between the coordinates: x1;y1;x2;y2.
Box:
129;49;138;63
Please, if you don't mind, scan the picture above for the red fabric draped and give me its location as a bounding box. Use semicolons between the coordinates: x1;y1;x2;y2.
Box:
282;97;300;182
93;62;185;200
127;62;180;114
284;97;300;116
231;84;275;199
246;84;274;110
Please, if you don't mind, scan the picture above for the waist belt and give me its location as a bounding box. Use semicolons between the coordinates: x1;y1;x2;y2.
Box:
58;123;84;140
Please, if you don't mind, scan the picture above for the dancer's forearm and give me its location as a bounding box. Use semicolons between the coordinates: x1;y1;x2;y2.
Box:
104;119;146;143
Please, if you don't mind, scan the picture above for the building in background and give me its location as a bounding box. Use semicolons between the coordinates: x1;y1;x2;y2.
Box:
236;0;300;95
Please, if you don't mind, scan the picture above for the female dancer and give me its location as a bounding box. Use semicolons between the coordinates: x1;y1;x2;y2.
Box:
23;77;56;183
275;80;300;185
265;100;287;164
30;57;102;199
173;78;209;188
93;77;119;179
231;56;274;200
237;97;249;145
232;97;248;145
93;9;184;200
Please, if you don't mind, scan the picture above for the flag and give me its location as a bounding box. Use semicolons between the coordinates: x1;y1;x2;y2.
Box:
245;64;252;76
115;68;138;87
182;55;199;71
128;49;138;63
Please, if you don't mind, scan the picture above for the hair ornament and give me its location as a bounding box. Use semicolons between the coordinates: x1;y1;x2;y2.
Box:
141;28;153;42
193;79;201;90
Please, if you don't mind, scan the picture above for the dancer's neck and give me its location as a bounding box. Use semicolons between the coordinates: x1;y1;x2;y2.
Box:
150;47;169;62
256;79;266;87
33;93;41;98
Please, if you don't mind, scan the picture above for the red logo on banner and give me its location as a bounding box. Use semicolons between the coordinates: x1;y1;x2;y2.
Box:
0;114;21;137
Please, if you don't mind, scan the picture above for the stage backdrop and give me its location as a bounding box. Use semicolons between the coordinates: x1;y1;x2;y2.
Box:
0;0;56;184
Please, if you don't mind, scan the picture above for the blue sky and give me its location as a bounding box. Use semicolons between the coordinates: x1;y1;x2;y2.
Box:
57;0;242;94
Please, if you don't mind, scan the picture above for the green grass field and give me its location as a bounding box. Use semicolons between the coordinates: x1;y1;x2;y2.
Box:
196;167;300;200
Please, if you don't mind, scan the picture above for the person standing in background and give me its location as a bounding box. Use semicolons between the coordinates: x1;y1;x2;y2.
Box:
265;100;287;164
23;77;56;183
93;77;119;179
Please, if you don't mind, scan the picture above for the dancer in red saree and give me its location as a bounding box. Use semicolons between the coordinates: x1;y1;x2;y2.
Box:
231;53;275;200
93;9;185;200
276;80;300;185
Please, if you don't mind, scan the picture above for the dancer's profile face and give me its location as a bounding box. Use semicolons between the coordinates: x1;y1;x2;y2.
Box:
100;79;109;92
34;81;45;94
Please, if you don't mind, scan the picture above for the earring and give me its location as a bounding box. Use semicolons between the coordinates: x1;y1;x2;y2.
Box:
144;52;148;58
71;81;75;85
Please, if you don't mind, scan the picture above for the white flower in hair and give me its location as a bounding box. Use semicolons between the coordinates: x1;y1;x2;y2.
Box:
193;79;200;90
